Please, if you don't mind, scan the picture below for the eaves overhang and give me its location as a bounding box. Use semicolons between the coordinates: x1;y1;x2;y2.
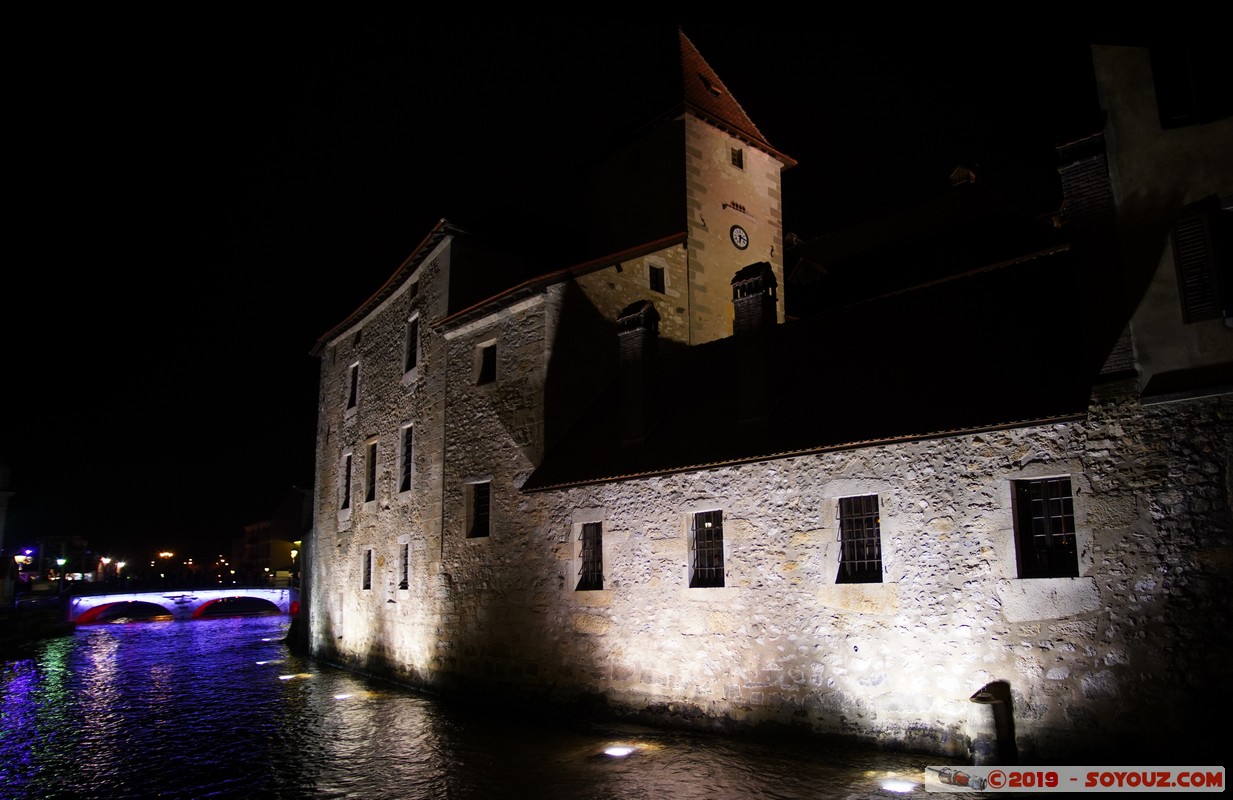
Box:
521;412;1087;494
309;219;460;357
433;231;688;332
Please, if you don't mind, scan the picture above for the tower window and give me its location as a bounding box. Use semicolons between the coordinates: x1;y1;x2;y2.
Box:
399;542;409;590
649;265;665;294
340;453;352;510
731;147;744;169
362;548;372;591
404;316;420;373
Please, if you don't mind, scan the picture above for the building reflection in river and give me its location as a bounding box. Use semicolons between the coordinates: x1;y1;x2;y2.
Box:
1;616;950;799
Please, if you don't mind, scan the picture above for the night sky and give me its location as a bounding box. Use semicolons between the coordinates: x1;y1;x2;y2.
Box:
2;20;1102;562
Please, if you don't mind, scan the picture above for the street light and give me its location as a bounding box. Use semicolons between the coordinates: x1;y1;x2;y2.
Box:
56;557;67;594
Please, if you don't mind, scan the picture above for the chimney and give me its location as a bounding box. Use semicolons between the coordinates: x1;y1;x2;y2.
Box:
1055;131;1114;235
731;263;778;429
617;300;660;446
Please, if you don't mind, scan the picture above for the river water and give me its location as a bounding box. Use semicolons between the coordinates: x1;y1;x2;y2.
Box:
1;615;961;799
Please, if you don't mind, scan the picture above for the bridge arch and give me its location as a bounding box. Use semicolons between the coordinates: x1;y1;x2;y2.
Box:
70;588;298;624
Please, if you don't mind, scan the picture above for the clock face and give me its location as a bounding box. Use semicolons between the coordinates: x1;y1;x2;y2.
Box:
730;225;749;250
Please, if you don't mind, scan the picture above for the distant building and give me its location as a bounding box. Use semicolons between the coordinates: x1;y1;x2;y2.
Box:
307;37;1231;763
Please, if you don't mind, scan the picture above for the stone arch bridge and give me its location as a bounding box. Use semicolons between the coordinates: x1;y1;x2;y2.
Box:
69;587;299;624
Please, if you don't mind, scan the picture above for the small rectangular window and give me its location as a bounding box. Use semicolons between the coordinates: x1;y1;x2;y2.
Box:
340;454;352;510
468;482;491;538
649;265;665;294
1013;477;1078;579
690;510;724;588
399;426;414;493
576;522;603;591
731;147;744;169
404;317;420;372
365;441;377;503
347;363;359;409
837;495;883;584
478;343;497;385
362;549;372;590
399;542;409;590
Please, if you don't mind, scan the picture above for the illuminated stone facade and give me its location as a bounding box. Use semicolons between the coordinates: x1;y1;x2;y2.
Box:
307;41;1231;763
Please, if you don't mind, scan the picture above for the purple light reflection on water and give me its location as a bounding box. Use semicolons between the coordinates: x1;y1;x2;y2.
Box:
1;618;950;799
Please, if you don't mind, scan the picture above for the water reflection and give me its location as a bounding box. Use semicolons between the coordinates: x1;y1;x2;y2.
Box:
1;617;955;799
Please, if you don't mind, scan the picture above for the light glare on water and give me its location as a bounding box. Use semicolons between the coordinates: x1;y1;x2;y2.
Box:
1;616;956;799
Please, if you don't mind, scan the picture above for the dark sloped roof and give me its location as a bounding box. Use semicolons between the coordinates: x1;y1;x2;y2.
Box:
524;246;1093;492
677;30;796;167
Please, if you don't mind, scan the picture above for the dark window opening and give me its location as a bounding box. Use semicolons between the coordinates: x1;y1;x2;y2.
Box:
347;364;359;409
649;265;665;294
362;549;372;590
365;442;377;503
731;147;744;169
1013;477;1078;579
1172;196;1231;323
468;482;491;538
399;542;409;590
341;454;352;510
1150;46;1233;129
690;510;725;588
836;495;883;584
577;522;603;591
399;427;414;492
478;343;496;385
405;317;420;372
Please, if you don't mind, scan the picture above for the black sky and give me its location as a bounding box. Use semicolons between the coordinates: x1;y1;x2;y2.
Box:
2;20;1101;562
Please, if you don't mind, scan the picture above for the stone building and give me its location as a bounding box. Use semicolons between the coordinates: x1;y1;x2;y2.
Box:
307;38;1231;763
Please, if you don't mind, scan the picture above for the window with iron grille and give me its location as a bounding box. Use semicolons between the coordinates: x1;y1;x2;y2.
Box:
576;522;603;591
690;510;725;588
1013;477;1078;578
468;482;491;538
404;317;420;372
347;363;359;409
399;542;409;590
399;426;414;493
836;495;882;584
340;454;352;510
649;265;665;294
478;343;497;385
365;441;377;503
362;549;372;590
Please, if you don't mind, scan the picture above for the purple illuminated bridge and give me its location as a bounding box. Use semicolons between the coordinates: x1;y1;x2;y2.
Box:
69;587;300;624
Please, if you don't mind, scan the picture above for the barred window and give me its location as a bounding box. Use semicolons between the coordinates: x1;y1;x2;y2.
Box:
362;549;372;590
365;441;378;503
837;495;882;584
340;454;352;510
576;522;603;591
1013;477;1078;578
399;426;414;493
690;510;725;588
399;542;409;590
468;482;491;538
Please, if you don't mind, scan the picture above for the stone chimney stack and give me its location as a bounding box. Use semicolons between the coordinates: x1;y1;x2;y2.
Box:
617;300;660;446
731;263;778;429
1056;131;1115;235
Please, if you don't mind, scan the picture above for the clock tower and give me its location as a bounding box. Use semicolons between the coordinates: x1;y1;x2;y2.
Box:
581;29;796;347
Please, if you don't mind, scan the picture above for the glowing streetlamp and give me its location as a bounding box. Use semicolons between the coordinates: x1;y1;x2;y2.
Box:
56;557;67;594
